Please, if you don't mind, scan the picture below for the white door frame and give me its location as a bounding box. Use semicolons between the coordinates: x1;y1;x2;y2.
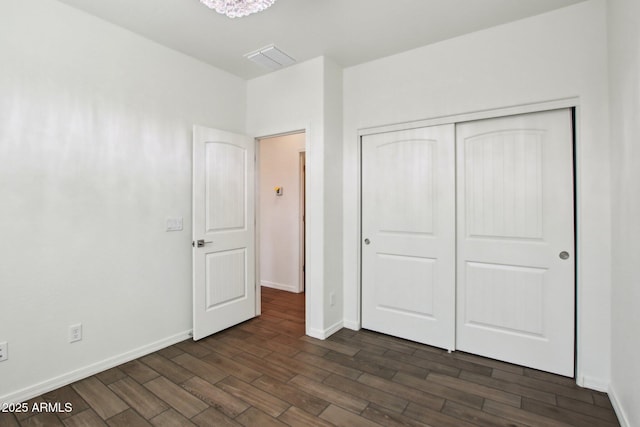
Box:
299;150;306;293
355;97;582;380
254;136;261;315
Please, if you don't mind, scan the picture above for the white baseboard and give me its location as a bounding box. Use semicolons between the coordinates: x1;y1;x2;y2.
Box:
609;384;631;427
306;320;344;340
323;320;344;338
0;330;192;405
306;327;325;340
343;319;360;331
261;280;299;293
578;375;609;392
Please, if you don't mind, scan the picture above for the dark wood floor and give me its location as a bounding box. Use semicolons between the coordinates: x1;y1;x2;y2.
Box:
1;287;619;426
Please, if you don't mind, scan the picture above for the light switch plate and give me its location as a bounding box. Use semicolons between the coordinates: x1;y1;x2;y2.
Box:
166;217;183;231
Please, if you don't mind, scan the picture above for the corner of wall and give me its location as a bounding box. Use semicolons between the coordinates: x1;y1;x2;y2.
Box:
606;0;640;425
321;56;346;332
608;384;632;427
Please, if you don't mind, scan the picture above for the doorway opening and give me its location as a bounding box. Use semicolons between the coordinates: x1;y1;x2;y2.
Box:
257;131;306;332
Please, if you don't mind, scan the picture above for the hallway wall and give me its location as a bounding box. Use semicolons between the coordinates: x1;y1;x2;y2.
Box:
259;133;305;293
247;56;343;339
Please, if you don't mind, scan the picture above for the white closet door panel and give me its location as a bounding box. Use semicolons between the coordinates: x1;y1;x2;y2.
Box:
456;109;575;376
362;125;455;350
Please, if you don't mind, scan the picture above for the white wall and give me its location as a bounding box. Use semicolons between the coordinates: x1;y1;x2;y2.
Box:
322;58;344;334
343;0;611;389
247;58;324;338
608;0;640;425
0;0;246;402
247;56;343;338
259;133;305;293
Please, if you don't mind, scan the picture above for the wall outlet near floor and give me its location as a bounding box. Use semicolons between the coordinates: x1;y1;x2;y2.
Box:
0;341;7;362
330;292;336;307
69;324;82;343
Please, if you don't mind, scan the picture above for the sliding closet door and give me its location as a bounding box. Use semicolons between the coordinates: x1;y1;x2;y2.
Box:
456;109;575;376
361;125;455;350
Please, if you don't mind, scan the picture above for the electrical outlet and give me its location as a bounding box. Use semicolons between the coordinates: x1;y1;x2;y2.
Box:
0;341;7;362
69;324;82;343
330;292;336;307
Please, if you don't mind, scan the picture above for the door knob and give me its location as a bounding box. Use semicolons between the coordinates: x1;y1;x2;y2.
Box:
195;239;213;248
364;238;370;245
559;251;570;260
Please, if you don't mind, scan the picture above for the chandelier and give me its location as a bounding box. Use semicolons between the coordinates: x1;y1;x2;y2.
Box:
200;0;277;18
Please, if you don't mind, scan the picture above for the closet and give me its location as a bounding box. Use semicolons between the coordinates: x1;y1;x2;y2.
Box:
361;109;575;377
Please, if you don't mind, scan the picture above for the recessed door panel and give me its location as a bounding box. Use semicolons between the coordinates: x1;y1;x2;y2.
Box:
376;140;435;235
464;261;546;337
375;254;436;318
205;249;247;309
464;130;544;240
205;142;246;232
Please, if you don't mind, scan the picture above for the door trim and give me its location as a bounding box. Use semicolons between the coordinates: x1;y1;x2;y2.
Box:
254;137;261;315
358;97;579;137
299;150;306;293
356;97;583;380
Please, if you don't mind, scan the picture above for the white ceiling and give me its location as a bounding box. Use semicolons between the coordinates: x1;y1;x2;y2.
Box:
55;0;586;80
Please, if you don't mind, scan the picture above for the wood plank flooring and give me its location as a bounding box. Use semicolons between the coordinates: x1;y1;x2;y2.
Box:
2;287;619;426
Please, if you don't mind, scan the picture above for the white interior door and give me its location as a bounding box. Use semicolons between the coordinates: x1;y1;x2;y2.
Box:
361;125;456;350
193;126;256;341
456;109;575;376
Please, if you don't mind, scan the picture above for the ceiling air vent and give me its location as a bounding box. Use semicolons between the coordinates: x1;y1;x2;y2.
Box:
245;44;296;70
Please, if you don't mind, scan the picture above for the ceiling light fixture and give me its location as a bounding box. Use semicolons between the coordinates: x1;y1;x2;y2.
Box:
199;0;276;18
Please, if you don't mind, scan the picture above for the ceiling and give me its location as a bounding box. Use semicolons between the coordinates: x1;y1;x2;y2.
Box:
55;0;586;80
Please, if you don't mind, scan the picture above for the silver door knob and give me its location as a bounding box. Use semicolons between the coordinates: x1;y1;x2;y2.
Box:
195;239;213;248
559;251;570;260
364;238;370;245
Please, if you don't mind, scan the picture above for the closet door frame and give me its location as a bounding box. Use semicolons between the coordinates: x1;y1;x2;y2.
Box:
355;97;581;377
